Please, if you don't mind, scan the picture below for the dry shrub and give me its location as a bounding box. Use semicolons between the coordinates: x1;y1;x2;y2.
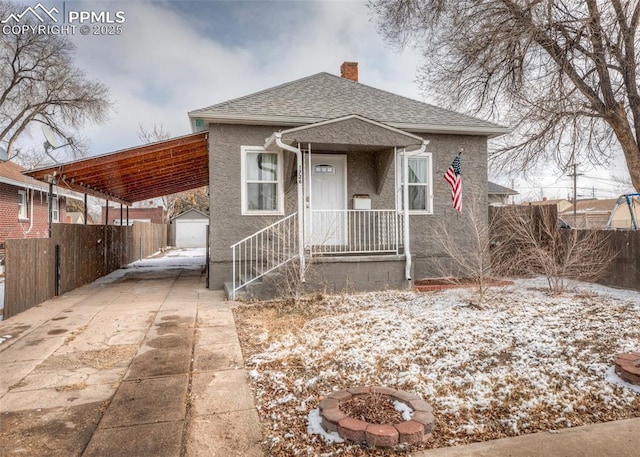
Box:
492;205;615;294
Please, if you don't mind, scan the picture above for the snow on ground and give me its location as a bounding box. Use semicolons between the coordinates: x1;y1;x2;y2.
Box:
95;247;206;284
236;278;640;456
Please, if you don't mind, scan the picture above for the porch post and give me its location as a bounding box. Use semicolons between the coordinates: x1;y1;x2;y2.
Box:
274;132;305;282
297;149;305;281
402;148;412;280
48;181;53;238
307;143;312;259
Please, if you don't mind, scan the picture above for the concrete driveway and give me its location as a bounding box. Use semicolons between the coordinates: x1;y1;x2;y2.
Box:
0;249;263;457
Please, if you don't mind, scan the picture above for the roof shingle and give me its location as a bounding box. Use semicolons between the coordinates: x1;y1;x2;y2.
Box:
189;72;507;135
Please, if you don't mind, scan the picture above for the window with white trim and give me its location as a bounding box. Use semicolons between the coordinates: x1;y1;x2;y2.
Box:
241;146;284;215
18;190;28;219
51;197;60;222
397;151;433;214
48;195;59;222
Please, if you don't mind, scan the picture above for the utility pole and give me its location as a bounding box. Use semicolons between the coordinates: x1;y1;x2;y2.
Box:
567;162;584;226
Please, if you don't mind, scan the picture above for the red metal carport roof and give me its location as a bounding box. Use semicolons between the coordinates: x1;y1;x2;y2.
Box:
24;132;209;206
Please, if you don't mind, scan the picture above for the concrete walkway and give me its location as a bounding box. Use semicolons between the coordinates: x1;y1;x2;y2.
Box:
415;417;640;457
0;258;263;456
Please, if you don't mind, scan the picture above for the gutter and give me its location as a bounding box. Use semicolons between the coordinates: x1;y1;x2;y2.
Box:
402;140;429;282
273;132;306;282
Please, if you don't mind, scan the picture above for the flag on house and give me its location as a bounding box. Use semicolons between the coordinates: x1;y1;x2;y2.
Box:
444;153;462;212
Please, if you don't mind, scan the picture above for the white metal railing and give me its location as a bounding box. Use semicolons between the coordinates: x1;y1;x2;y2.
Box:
231;213;299;299
309;209;404;255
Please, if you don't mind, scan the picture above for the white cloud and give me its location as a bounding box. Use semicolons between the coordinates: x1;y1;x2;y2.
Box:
58;0;424;155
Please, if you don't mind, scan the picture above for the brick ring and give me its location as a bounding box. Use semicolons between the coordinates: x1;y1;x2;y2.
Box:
319;386;435;448
615;352;640;385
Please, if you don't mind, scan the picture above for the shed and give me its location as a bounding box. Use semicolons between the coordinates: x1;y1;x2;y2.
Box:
170;209;209;248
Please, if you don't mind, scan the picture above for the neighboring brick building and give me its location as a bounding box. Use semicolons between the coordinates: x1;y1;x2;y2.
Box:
0;160;79;249
101;204;166;225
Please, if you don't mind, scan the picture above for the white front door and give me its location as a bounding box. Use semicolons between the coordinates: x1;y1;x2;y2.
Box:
306;154;347;246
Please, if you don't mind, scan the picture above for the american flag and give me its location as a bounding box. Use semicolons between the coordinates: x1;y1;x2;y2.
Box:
444;153;462;212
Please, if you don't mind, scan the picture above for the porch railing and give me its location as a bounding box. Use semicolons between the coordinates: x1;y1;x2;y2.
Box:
231;212;299;300
309;209;404;255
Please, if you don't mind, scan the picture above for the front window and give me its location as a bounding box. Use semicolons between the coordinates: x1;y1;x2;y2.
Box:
18;190;27;219
397;152;433;214
241;146;283;215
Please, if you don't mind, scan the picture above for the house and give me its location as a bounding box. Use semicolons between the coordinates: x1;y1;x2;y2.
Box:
101;204;166;225
488;181;518;205
169;209;208;248
0;160;79;251
522;198;574;213
189;62;509;297
559;199;618;229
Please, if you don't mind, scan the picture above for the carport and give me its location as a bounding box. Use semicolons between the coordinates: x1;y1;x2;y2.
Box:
3;132;210;319
24;131;209;213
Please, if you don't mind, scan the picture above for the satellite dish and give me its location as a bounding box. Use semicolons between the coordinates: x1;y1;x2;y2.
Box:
0;146;7;162
42;125;60;149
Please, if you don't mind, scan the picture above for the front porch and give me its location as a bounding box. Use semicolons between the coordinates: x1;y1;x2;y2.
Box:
228;115;428;299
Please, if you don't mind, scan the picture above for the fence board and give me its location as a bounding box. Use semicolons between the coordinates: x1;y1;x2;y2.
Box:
4;222;167;319
598;230;640;291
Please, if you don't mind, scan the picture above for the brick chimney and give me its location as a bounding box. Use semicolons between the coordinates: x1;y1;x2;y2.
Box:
340;62;358;82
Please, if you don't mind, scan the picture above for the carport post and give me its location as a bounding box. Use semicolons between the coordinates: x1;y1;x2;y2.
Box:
83;194;87;225
48;181;53;238
120;204;123;226
105;201;109;225
126;206;129;226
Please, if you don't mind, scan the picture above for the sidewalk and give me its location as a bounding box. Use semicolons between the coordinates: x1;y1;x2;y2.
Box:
0;254;263;456
416;417;640;456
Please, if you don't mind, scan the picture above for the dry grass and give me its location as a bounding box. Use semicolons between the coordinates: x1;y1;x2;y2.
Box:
55;381;88;392
234;284;640;456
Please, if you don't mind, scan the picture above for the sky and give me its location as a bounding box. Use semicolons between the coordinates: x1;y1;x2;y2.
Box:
5;0;635;201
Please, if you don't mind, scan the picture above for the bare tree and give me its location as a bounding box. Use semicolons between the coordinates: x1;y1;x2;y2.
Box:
0;1;111;160
434;195;499;306
493;205;614;294
137;122;172;145
372;0;640;190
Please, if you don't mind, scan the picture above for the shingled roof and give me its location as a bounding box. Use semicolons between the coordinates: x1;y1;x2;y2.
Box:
488;181;518;196
189;72;508;137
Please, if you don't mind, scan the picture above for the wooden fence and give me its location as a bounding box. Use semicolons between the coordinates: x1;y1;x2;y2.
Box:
596;230;640;291
3;222;167;319
490;205;640;292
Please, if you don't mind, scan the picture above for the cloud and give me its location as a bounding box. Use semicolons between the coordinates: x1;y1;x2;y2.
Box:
53;0;425;155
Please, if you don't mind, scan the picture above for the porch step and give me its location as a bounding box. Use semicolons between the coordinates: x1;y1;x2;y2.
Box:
224;272;282;301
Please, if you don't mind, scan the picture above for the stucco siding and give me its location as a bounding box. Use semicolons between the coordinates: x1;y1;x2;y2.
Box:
208;123;489;289
409;134;488;279
282;117;421;147
208;124;296;288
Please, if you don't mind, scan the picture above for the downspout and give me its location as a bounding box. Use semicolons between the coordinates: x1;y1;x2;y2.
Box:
25;187;35;234
274;132;305;282
402;140;429;282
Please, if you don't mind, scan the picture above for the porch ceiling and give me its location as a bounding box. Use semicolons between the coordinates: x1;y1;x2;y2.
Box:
24;132;209;206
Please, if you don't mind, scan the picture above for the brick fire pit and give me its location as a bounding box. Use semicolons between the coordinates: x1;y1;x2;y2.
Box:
319;386;435;448
615;352;640;385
